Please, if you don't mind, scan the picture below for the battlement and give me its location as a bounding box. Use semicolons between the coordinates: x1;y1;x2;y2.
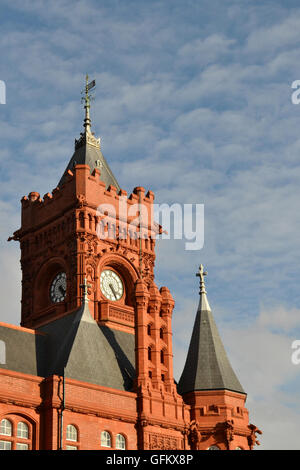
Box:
18;164;157;239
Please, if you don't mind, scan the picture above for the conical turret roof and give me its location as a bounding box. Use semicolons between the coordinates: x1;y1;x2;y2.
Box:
177;265;245;395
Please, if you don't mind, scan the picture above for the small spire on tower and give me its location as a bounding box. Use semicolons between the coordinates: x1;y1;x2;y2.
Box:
196;264;207;294
74;74;100;150
80;278;92;304
196;264;211;311
82;73;95;134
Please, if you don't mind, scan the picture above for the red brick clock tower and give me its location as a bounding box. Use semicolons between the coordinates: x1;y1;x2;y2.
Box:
1;76;261;450
7;75;190;449
15;76;158;332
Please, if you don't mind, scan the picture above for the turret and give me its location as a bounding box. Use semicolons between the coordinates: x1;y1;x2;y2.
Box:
178;265;262;450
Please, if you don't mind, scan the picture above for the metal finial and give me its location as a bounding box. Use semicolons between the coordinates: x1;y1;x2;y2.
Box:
80;278;92;304
82;74;96;134
196;264;207;295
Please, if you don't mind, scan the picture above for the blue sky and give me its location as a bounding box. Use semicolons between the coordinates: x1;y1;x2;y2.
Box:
1;0;300;449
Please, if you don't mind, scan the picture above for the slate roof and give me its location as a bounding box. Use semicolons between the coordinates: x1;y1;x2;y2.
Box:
0;324;46;377
177;287;245;396
38;301;135;391
0;303;135;392
58;137;120;191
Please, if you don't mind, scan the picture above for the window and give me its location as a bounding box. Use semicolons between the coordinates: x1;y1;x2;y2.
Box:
0;440;11;450
66;424;77;442
101;431;111;448
160;350;164;364
66;445;77;450
208;405;218;413
116;434;126;450
147;324;151;336
0;417;32;450
16;443;28;450
207;445;220;450
148;347;152;361
17;422;29;439
160;328;164;339
0;419;12;436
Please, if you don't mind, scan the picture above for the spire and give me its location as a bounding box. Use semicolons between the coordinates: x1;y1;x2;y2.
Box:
75;74;100;150
177;265;245;396
80;278;91;305
83;73;93;134
196;264;211;312
57;74;120;191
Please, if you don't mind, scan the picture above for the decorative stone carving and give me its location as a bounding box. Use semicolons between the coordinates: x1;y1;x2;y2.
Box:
188;420;202;450
149;433;178;450
247;424;262;449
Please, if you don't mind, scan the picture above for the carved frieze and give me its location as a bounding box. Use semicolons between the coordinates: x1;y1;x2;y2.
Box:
149;432;178;450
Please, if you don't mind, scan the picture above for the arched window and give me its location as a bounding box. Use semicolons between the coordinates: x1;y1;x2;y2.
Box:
148;347;152;361
0;416;32;450
147;324;151;336
17;422;28;439
66;424;77;442
0;419;12;436
101;431;111;448
116;434;126;450
207;445;220;450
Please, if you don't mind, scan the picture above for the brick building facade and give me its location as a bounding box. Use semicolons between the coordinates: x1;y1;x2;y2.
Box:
0;78;261;450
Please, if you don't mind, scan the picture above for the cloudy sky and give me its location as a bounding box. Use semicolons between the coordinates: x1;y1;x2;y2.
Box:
1;0;300;449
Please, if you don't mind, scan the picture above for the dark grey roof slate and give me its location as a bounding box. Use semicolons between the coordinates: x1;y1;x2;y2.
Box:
58;142;120;191
0;325;46;377
0;304;135;392
177;298;245;395
38;303;135;391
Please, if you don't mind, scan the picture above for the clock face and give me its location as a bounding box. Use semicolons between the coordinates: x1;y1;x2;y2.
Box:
50;272;67;303
100;269;123;301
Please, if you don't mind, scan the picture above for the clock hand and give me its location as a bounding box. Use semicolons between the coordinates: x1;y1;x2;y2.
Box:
109;283;117;300
59;285;66;296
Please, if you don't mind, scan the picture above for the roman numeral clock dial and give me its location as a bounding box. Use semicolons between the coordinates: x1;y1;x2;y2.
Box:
100;269;123;301
50;272;67;303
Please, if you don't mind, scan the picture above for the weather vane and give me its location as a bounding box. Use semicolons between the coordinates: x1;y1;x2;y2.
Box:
81;74;96;133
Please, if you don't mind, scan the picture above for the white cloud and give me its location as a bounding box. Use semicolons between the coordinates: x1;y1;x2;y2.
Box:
1;0;300;450
178;34;236;66
246;12;300;54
